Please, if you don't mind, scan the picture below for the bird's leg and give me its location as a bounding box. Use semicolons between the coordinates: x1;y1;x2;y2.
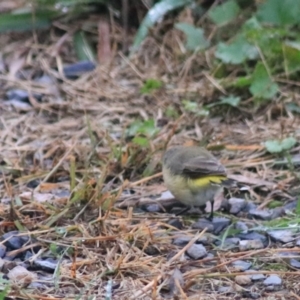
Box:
206;200;214;221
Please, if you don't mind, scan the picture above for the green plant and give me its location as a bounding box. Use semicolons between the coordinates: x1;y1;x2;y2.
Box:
140;79;163;94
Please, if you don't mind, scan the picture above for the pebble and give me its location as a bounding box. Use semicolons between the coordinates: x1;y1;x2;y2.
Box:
212;217;231;234
218;286;233;294
168;219;184;230
228;198;246;214
63;61;96;79
3;252;18;261
2;231;26;249
235;275;251;285
186;244;207;260
290;258;300;269
237;232;267;245
263;274;282;286
284;200;297;212
249;273;266;281
248;208;273;220
231;260;252;271
144;204;163;212
242;201;257;212
0;258;4;270
167;268;184;294
267;230;294;243
234;221;248;233
273;207;285;218
216;237;240;250
0;245;6;258
239;239;264;251
7;265;37;287
191;219;214;232
296;239;300;247
6;89;42;102
33;258;58;272
172;235;209;246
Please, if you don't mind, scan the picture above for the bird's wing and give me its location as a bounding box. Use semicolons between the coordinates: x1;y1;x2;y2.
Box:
182;156;226;178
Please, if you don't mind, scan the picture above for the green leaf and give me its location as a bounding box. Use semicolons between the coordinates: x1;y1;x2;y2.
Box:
219;95;241;107
249;62;278;99
257;0;300;26
140;78;163;94
296;198;300;215
182;100;209;116
132;136;149;147
267;200;283;209
126;119;158;137
0;10;59;32
281;137;297;150
73;31;96;62
131;0;192;53
165;105;179;118
175;23;209;51
264;140;282;153
208;0;240;26
283;41;300;74
182;99;198;112
215;35;258;64
229;76;252;88
264;137;296;153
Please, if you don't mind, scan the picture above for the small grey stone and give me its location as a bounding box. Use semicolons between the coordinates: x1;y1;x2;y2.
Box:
218;286;233;294
7;265;37;287
290;259;300;269
145;204;162;212
277;252;295;261
63;61;96;79
248;208;273;220
247;292;260;299
24;251;33;261
172;236;191;246
267;230;294;243
239;239;264;251
235;275;251;285
168;219;184;230
172;235;209;246
0;245;6;258
242;201;257;212
229;198;246;214
215;237;240;249
3;252;17;261
186;244;207;260
271;207;284;219
0;258;4;270
206;253;214;259
237;232;267;245
6;89;29;101
192;219;214;232
235;221;248;233
167;268;184;295
212;217;231;234
296;239;300;246
284;200;297;212
263;274;282;286
34;258;58;272
231;260;252;271
249;273;266;281
2;231;23;249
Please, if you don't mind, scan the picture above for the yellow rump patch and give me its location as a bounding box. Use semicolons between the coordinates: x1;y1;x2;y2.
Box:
187;176;227;189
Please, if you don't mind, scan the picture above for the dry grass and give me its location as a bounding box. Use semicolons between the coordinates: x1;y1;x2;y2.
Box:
0;15;300;300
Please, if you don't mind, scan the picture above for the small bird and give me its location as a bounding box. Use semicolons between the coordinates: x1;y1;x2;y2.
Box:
162;145;231;220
